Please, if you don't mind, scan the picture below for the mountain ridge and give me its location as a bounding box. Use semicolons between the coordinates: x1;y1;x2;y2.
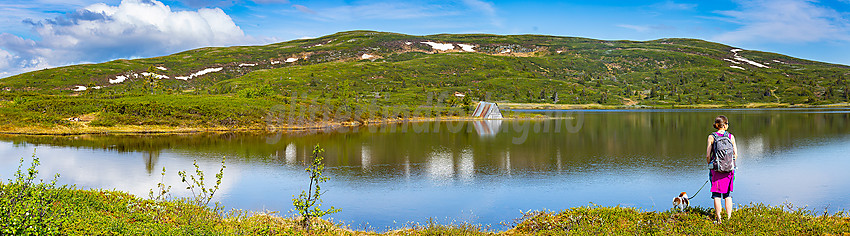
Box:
0;30;848;133
4;30;847;91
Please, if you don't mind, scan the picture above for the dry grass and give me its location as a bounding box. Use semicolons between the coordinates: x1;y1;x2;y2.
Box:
0;114;541;135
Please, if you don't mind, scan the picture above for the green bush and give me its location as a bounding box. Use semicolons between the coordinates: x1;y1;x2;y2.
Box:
236;85;274;99
0;150;69;235
88;117;117;127
292;144;340;232
12;96;28;106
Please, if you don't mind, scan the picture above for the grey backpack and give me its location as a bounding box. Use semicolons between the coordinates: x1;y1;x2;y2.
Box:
710;132;736;172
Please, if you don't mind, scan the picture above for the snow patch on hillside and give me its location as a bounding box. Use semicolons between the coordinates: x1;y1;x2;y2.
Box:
110;75;127;84
156;66;168;71
285;58;298;63
458;44;476;52
141;72;169;79
73;86;87;91
730;49;769;68
723;58;741;64
239;63;256;67
361;54;375;59
733;57;769;68
500;49;511;54
730;66;745;70
271;61;280;65
422;42;454;51
176;67;223;80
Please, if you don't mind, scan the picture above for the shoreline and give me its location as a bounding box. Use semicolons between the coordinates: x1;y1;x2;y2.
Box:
0;115;550;136
499;102;850;110
3;185;847;235
3;103;849;136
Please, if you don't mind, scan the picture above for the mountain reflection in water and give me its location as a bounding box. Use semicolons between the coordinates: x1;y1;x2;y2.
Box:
1;109;849;230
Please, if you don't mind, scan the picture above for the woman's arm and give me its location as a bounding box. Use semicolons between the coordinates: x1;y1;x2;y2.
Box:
706;135;714;163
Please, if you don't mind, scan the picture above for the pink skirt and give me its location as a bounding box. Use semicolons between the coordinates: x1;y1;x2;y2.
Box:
710;170;734;193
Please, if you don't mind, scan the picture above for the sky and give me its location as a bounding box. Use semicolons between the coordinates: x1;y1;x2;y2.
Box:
1;0;849;78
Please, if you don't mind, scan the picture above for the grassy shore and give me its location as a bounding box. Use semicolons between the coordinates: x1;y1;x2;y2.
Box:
5;102;850;135
500;102;850;110
0;112;545;135
2;184;848;235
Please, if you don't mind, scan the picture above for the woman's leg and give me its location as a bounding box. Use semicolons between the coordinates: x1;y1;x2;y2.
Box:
713;197;723;222
725;196;733;219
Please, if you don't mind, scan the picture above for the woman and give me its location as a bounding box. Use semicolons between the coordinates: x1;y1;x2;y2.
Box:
706;115;738;223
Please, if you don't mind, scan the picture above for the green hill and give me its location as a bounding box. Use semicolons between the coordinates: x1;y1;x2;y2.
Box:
1;30;848;133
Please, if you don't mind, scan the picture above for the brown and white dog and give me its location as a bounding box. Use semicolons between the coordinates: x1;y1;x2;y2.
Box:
672;192;690;212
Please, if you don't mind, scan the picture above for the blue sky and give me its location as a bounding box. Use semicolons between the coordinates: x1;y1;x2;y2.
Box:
1;0;849;77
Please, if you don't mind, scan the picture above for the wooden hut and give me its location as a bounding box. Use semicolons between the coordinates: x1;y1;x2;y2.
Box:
471;102;503;119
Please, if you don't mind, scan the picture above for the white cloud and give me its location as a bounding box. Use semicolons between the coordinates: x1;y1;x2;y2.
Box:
461;0;500;26
617;24;650;32
653;0;697;11
0;0;257;78
251;0;290;4
293;4;316;15
0;48;13;77
290;1;500;27
713;0;850;43
325;2;453;20
182;0;290;7
461;0;496;15
616;24;676;33
293;1;462;22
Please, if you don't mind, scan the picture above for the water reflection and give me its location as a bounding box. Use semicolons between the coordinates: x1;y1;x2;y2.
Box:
427;150;453;182
144;150;160;174
473;120;501;137
459;149;474;182
4;110;850;177
3;109;850;177
1;109;849;230
361;146;371;171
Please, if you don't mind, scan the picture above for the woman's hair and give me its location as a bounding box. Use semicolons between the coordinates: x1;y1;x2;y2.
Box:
713;115;728;129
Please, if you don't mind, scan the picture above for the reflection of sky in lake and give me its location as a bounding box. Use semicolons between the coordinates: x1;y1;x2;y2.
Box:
738;136;850;209
0;144;241;202
1;109;850;231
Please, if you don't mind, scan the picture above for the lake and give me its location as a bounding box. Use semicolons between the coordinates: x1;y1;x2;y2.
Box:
2;108;849;230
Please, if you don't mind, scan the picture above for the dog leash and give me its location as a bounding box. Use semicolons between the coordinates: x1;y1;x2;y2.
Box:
688;180;710;200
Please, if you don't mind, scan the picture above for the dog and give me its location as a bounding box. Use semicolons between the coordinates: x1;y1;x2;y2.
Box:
672;192;690;212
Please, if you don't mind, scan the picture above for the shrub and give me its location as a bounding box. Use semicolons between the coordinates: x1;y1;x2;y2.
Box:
89;118;117;127
177;158;226;209
237;85;274;98
292;144;340;232
0;150;68;235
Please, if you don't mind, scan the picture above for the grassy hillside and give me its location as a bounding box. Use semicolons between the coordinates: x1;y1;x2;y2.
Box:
1;30;849;133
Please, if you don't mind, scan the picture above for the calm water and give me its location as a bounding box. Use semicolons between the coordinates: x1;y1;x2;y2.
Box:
2;109;850;230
